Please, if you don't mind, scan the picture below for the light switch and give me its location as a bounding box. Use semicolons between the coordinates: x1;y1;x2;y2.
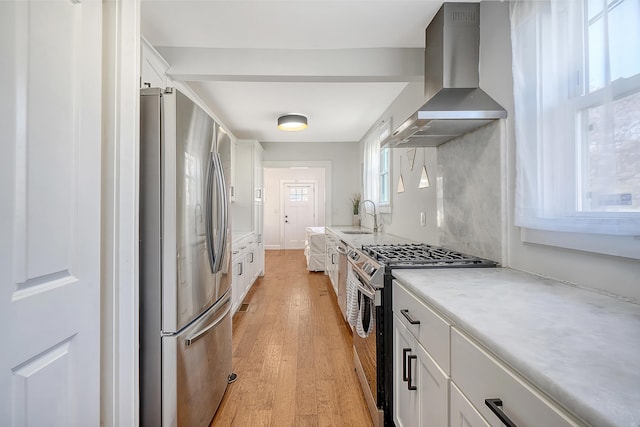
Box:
420;211;426;227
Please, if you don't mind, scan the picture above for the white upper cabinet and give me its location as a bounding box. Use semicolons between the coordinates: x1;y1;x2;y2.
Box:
232;140;263;234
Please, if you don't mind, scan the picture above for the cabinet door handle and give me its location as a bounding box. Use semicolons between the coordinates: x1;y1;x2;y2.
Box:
407;354;417;391
402;348;411;381
400;309;420;325
485;399;517;427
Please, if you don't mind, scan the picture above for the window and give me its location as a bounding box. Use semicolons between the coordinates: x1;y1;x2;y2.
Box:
578;0;640;214
289;186;309;202
363;119;391;211
510;0;640;236
379;147;390;205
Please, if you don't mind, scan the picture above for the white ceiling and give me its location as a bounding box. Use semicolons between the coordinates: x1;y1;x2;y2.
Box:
141;1;458;143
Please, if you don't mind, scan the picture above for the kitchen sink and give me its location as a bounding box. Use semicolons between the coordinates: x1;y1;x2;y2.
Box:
342;230;372;235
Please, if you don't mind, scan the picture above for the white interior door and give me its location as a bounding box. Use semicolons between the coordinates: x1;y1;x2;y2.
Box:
0;1;102;425
282;183;316;250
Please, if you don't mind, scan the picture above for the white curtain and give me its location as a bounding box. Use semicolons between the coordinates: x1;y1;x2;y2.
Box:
362;126;381;207
510;0;640;236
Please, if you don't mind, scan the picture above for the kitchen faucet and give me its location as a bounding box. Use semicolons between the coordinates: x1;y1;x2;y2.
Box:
360;199;382;233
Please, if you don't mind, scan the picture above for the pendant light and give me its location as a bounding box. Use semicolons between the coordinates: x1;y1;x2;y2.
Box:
277;114;308;131
407;148;416;171
397;154;406;193
418;147;430;189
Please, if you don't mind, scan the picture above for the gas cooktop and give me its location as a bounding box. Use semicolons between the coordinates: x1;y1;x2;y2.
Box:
362;243;496;268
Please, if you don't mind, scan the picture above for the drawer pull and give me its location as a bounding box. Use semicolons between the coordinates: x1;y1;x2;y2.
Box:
407;355;417;391
400;309;420;325
485;398;517;427
402;348;411;381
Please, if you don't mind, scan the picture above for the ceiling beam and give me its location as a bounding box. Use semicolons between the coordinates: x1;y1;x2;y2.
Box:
157;47;424;83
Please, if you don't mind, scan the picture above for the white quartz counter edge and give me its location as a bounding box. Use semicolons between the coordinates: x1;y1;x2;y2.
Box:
232;230;253;243
325;226;415;248
392;267;640;427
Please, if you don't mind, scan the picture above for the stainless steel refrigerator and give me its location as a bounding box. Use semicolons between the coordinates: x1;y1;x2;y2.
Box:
139;87;233;427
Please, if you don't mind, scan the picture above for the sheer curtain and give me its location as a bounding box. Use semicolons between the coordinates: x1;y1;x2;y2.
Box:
362;129;380;207
510;0;640;236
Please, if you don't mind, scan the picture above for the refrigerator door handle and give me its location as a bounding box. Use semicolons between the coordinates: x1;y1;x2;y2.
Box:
212;152;228;273
205;153;216;272
185;297;231;347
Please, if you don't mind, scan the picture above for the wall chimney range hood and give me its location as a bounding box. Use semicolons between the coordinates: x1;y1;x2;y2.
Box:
382;2;506;148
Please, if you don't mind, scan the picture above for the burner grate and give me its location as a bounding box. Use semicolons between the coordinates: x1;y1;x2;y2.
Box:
362;243;494;267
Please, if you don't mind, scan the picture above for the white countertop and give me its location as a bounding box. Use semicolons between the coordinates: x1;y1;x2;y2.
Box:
392;268;640;427
326;226;415;248
232;230;253;243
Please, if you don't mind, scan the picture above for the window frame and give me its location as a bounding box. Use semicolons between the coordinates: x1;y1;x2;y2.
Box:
511;0;640;257
378;121;392;213
572;0;640;217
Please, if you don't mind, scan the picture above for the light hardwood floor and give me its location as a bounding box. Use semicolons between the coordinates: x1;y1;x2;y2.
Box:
211;250;374;427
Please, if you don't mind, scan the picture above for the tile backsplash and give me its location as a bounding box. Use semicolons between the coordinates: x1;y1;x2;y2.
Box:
437;120;504;263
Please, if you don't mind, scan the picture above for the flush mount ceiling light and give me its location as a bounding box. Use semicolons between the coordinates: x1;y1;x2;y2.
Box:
277;114;308;131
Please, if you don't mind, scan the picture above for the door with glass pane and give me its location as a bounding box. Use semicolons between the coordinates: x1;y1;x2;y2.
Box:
282;183;316;250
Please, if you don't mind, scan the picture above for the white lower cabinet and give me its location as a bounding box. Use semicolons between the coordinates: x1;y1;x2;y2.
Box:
450;381;490;427
325;230;339;295
231;233;263;314
393;313;448;427
393;280;583;427
393;314;420;427
231;245;247;313
450;327;581;427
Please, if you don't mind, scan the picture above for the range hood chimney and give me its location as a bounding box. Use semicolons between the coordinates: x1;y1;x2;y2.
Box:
382;2;506;148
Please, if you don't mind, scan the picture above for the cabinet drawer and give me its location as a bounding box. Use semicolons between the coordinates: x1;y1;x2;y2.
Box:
451;327;582;427
450;381;490;427
393;280;451;374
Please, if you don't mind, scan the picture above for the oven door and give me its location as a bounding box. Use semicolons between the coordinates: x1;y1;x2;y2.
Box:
351;269;384;426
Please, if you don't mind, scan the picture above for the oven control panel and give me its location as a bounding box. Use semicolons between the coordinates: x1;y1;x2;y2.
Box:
346;247;384;288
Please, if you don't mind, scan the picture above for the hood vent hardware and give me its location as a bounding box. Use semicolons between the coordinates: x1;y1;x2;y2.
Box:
382;2;507;148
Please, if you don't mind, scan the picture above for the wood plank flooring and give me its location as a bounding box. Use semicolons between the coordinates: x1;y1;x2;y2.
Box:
211;250;373;427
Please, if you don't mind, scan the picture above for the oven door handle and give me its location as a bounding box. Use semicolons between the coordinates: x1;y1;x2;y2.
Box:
354;279;375;300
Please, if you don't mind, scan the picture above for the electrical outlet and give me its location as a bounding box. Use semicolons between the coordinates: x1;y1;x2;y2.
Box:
420;212;426;227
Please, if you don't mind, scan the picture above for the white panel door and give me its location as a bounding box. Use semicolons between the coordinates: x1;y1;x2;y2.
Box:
282;183;316;250
0;1;102;425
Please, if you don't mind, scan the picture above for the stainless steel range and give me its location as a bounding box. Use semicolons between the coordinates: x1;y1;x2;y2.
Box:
348;243;496;427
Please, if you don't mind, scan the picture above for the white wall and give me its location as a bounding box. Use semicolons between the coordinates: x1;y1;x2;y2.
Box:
263;167;326;249
262;141;360;226
479;1;640;301
359;1;640;301
377;146;439;245
356;80;440;240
